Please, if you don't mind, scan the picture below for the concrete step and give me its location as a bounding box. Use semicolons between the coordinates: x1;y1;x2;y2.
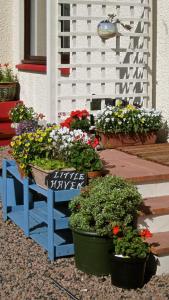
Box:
138;195;169;233
136;181;169;198
146;231;169;275
137;196;169;274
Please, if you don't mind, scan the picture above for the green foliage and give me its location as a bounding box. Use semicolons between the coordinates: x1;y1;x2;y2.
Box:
68;141;103;172
0;63;18;83
70;118;90;132
113;226;150;259
96;104;163;134
31;157;70;171
9;103;37;123
69;176;142;236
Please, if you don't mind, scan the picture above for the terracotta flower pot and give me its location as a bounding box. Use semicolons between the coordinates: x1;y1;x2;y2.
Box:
97;131;157;149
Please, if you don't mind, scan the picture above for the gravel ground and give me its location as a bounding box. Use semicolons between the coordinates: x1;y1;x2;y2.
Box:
1;147;169;299
0;203;169;300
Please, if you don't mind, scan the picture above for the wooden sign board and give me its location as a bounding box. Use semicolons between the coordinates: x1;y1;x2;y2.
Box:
45;171;87;190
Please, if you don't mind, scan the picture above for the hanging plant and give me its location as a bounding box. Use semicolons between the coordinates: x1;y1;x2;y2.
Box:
97;14;132;40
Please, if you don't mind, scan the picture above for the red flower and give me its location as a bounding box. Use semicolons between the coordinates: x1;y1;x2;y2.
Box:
70;109;89;119
60;117;72;128
112;226;120;235
140;229;152;238
87;137;99;149
70;110;81;118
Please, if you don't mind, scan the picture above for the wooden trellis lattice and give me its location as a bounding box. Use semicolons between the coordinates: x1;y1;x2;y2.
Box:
57;0;151;115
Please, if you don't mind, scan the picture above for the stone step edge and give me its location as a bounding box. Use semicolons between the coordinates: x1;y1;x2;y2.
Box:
127;174;169;184
139;195;169;216
146;231;169;256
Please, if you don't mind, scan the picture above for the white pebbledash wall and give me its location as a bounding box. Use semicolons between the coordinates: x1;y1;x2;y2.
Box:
0;0;13;63
155;0;169;122
1;0;169;124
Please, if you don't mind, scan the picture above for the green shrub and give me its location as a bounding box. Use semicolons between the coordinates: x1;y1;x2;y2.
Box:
69;176;142;237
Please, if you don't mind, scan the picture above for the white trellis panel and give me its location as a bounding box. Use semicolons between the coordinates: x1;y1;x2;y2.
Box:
57;0;151;117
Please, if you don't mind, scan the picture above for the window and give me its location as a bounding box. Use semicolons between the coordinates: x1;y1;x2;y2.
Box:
24;0;70;65
24;0;46;64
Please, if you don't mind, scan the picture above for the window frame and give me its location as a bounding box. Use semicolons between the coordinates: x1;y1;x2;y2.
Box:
23;0;46;65
23;0;70;66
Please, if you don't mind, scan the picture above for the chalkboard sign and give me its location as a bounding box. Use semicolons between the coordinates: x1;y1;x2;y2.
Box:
45;171;87;190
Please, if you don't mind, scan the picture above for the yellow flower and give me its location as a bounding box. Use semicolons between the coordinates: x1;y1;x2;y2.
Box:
126;104;135;111
38;138;43;142
20;163;25;169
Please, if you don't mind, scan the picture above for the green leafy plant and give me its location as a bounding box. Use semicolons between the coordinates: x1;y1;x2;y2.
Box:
96;104;163;134
9;103;37;123
68;141;103;172
112;226;152;259
0;63;18;83
31;157;70;171
69;176;142;237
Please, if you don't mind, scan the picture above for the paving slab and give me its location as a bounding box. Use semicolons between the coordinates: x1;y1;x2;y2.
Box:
99;149;169;183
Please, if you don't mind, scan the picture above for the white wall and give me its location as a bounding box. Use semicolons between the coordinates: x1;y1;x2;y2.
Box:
0;0;13;63
156;0;169;123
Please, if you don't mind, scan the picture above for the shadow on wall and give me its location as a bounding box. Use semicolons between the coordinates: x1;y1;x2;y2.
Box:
156;121;169;143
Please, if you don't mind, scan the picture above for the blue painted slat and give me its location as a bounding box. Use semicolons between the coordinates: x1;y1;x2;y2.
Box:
0;176;2;201
55;243;74;257
24;178;29;237
48;189;54;260
30;228;66;250
7;165;24;183
54;189;80;202
2;160;7;220
29;184;48;197
7;207;25;230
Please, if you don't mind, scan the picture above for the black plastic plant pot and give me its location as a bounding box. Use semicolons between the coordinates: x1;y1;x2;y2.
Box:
72;229;114;276
111;255;147;289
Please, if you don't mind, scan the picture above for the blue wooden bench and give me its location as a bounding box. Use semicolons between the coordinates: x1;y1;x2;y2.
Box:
2;159;80;260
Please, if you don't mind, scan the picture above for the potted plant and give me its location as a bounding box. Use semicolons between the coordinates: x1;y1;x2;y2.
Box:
60;109;91;132
10;125;100;182
96;104;163;148
0;63;18;102
30;157;73;188
10;125;56;176
50;126;102;178
67;141;103;178
69;176;143;275
0;63;20;145
111;226;152;289
9;103;45;135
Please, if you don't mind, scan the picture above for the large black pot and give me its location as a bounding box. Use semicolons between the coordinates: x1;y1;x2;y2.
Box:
72;229;114;276
111;255;148;289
